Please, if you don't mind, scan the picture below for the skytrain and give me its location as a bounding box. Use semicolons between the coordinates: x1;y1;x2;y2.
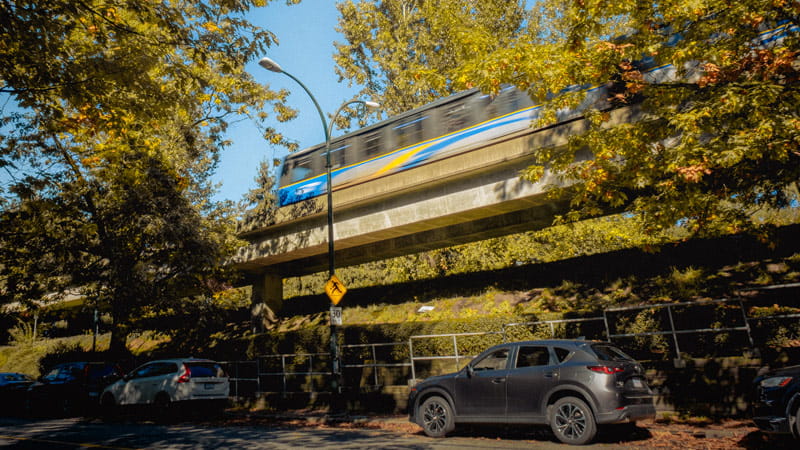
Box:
276;22;797;207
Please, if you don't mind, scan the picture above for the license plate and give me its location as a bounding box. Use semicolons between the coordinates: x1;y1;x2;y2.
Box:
632;378;643;388
204;383;215;390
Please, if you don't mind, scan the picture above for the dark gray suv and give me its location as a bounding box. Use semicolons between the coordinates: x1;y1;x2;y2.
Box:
407;339;656;445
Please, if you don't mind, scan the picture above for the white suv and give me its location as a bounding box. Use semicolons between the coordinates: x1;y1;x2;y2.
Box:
100;358;228;417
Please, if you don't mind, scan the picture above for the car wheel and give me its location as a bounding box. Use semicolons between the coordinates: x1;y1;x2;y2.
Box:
550;397;597;445
794;407;800;439
419;396;455;438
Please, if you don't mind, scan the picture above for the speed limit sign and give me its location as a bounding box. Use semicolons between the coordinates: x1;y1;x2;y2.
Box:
330;306;343;326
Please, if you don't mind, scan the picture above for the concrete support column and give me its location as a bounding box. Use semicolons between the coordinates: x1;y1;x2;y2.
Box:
251;271;283;332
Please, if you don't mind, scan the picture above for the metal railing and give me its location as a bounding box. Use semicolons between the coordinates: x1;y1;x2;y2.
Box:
223;360;260;398
408;330;505;381
341;341;411;388
257;352;331;394
603;298;755;366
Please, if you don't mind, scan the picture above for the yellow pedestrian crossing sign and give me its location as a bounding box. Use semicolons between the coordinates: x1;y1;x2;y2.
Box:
325;275;347;305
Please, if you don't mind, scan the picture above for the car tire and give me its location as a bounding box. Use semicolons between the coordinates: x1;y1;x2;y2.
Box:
419;396;455;438
794;407;800;439
550;396;597;445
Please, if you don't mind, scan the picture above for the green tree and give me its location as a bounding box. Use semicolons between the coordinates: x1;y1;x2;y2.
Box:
335;0;529;114
238;159;280;233
0;0;296;354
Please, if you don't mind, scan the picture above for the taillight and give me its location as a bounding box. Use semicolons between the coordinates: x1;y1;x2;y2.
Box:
588;365;624;375
177;364;191;383
760;376;793;388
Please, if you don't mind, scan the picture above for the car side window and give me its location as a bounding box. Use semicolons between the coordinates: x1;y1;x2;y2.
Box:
515;346;551;368
472;349;509;371
554;347;572;363
154;363;178;376
58;364;80;381
131;364;158;379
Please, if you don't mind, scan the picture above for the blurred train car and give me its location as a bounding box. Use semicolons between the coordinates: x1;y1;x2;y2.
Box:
276;84;604;207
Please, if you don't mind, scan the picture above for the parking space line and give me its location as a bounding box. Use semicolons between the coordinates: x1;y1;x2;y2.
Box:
0;434;140;450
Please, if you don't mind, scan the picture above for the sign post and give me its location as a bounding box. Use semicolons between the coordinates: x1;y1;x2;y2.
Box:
325;275;347;397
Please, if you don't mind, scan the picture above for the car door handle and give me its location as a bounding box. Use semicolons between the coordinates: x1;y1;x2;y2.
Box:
544;372;557;378
492;377;506;384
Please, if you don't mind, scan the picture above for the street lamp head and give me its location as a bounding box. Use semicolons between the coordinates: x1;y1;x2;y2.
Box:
364;101;380;109
258;57;283;73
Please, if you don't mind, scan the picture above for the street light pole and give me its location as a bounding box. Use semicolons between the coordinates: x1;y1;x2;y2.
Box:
258;56;378;405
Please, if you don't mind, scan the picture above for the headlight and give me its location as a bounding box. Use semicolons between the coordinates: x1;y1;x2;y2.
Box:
760;376;793;388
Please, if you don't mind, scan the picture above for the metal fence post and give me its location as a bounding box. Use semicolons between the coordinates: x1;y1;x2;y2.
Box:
234;362;239;398
281;355;287;396
603;310;612;341
409;338;416;382
739;299;756;349
452;334;459;372
666;305;685;368
371;344;379;387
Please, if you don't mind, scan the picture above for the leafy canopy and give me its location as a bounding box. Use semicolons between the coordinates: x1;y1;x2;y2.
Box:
0;0;295;352
335;0;529;114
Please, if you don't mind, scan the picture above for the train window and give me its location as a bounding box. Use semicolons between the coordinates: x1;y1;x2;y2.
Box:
328;142;349;169
289;156;312;182
487;87;532;119
363;131;382;157
443;102;470;133
393;115;427;149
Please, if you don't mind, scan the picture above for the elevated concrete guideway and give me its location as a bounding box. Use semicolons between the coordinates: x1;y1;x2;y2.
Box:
234;105;639;316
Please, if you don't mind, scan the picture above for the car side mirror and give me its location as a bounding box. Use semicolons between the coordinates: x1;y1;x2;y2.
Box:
466;365;474;378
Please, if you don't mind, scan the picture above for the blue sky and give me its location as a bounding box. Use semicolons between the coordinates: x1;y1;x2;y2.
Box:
212;1;362;203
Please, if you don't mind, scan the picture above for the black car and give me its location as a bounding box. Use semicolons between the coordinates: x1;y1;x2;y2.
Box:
0;372;34;415
27;362;122;417
752;364;800;438
408;339;656;445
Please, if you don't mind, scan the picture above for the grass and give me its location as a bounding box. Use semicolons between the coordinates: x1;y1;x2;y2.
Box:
0;333;110;377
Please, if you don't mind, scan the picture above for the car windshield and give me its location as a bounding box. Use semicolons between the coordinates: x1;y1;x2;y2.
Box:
591;344;634;362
